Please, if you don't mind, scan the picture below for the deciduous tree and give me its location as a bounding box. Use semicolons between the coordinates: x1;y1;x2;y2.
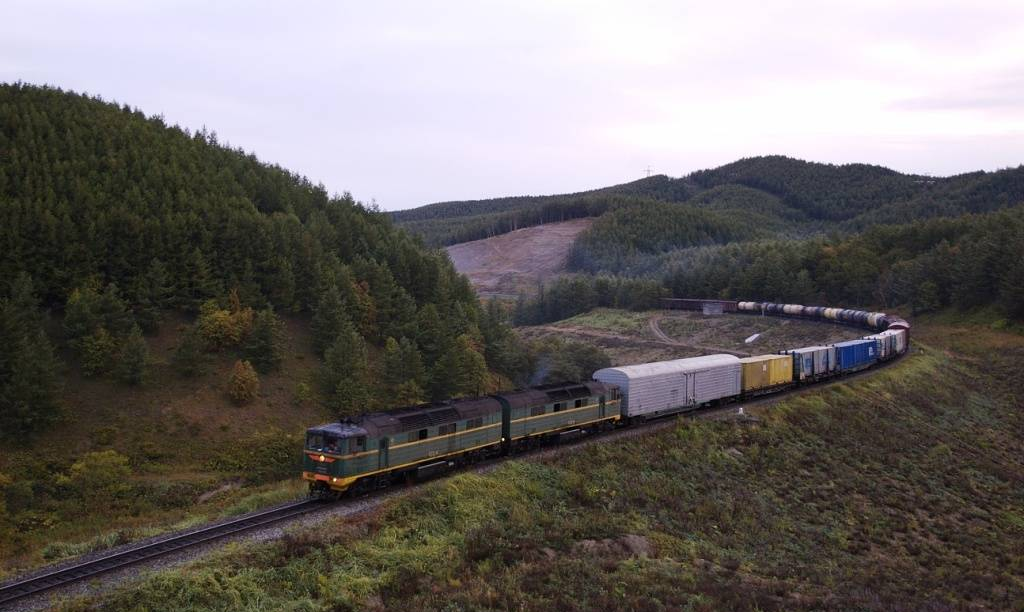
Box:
228;359;260;405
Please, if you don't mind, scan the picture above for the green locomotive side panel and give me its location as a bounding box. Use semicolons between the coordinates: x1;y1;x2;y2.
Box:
306;411;504;483
509;395;615;440
384;422;501;469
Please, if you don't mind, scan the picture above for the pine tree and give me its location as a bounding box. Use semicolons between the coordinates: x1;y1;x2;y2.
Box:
228;359;260;405
415;304;446;366
430;334;488;400
115;324;148;385
393;380;426;406
319;322;370;417
0;299;62;438
310;284;349;356
998;256;1024;320
266;256;298;312
243;309;285;373
913;280;941;315
132;259;173;334
479;299;531;383
63;286;103;346
382;336;425;404
81;327;117;376
7;272;42;330
181;248;219;310
98;283;135;337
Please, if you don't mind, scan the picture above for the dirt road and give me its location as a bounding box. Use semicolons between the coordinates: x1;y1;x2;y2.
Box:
647;314;752;357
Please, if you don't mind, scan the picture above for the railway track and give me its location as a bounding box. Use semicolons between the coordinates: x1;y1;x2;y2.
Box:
0;499;325;607
0;349;910;610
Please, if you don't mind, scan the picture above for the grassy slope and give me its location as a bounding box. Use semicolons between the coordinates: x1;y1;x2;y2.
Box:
57;319;1024;611
0;315;331;571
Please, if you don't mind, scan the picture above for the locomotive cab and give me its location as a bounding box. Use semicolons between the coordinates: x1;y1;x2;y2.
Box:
305;428;367;455
302;422;372;497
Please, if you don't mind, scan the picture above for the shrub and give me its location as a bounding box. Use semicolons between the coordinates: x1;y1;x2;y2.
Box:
197;299;253;350
228;360;260;405
59;450;132;509
207;429;302;484
293;381;313;406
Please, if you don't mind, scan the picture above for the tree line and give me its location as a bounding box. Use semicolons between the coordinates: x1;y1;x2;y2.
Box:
515;204;1024;326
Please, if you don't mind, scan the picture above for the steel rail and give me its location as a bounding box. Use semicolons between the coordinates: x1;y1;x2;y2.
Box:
0;499;323;606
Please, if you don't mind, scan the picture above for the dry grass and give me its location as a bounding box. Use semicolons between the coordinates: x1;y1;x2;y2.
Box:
0;313;331;572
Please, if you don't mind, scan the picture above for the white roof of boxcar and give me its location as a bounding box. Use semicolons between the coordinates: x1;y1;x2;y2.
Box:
789;345;832;353
594;354;740;380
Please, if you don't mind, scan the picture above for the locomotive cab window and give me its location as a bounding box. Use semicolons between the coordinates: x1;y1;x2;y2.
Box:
418;429;428;440
553;402;563;412
574;399;584;408
306;433;324;450
309;435;342;456
350;436;366;453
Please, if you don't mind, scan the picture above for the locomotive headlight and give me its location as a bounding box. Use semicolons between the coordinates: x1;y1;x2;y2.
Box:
319;454;325;462
331;477;337;482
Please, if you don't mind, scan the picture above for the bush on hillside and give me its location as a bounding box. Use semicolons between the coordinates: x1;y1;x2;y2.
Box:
228;360;259;405
58;450;132;510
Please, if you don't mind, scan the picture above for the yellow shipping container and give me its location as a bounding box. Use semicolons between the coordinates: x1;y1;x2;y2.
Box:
739;354;793;392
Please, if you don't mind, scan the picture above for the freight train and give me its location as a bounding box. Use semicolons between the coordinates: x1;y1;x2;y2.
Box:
303;300;909;497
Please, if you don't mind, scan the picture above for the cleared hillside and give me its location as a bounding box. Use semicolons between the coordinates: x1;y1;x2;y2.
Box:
446;218;593;296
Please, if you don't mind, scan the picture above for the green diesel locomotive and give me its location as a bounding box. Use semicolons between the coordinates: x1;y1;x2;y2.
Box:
303;382;620;496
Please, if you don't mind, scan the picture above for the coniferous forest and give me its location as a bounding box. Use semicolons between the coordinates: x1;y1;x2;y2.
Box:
0;83;532;440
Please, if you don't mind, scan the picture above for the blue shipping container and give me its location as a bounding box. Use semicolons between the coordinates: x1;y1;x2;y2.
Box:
834;338;877;371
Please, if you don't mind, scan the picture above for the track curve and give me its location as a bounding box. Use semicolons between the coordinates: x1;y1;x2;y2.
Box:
0;303;910;609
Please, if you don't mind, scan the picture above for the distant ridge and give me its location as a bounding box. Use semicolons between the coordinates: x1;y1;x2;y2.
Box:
393;155;1024;247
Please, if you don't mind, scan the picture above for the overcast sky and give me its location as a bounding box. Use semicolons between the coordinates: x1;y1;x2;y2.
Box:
3;1;1023;210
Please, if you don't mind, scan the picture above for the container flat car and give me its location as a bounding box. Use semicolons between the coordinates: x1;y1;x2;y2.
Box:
834;338;878;373
739;354;794;395
784;345;837;382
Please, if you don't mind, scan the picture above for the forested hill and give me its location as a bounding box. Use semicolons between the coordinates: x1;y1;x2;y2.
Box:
0;82;514;438
688;156;1024;224
389;176;690;248
393;155;1024;246
0;82;463;314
